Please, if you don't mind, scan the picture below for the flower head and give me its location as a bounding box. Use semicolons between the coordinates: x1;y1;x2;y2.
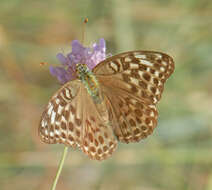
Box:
50;38;107;84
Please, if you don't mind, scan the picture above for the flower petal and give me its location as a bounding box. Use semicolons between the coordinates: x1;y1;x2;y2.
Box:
50;38;109;84
56;53;68;65
71;40;85;55
49;66;73;84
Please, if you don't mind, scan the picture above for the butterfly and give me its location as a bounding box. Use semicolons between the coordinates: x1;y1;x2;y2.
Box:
39;50;174;161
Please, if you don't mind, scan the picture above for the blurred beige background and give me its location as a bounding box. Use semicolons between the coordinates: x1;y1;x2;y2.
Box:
0;0;212;190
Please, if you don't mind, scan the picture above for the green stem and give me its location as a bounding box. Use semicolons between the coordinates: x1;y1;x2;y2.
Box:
51;146;69;190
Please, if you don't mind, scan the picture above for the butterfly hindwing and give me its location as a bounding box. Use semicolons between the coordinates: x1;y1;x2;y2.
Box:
101;84;158;143
78;84;117;160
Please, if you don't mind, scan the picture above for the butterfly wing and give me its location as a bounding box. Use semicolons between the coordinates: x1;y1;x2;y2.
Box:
39;80;83;147
101;87;158;143
93;51;174;143
79;84;117;160
39;80;117;160
93;51;174;104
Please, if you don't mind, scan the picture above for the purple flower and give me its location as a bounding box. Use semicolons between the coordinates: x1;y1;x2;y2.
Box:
50;38;107;84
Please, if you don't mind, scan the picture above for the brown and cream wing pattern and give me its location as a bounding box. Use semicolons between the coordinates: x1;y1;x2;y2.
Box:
94;51;174;143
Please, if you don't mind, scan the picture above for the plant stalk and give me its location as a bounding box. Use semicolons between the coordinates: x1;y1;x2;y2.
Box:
51;146;69;190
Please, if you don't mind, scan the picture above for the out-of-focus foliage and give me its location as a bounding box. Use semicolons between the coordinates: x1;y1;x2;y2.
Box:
0;0;212;190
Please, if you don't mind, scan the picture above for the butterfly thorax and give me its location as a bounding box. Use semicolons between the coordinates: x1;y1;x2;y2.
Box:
76;64;102;104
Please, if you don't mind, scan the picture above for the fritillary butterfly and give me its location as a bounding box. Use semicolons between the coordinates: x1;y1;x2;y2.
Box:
39;50;174;161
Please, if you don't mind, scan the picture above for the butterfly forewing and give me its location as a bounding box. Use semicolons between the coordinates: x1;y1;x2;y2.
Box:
93;51;174;105
39;80;82;147
94;51;174;143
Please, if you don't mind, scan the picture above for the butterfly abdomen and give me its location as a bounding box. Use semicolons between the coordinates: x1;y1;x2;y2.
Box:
76;64;102;103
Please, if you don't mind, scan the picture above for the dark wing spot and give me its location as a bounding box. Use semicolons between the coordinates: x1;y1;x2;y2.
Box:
143;73;151;81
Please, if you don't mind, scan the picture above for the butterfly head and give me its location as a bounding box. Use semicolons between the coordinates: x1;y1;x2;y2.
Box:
76;64;90;79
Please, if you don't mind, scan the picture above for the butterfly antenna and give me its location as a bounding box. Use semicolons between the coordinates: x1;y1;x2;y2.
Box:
81;18;88;45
